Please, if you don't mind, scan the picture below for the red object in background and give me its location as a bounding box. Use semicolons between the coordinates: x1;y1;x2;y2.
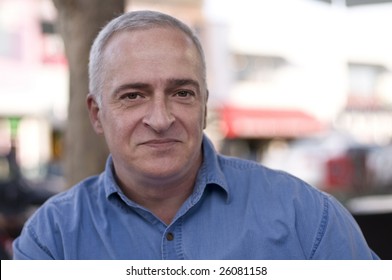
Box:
220;106;326;138
325;155;354;191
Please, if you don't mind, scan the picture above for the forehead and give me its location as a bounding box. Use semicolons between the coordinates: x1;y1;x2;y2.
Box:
103;26;200;62
101;27;204;85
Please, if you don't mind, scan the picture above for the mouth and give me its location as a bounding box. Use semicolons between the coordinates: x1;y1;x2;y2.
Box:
140;138;181;148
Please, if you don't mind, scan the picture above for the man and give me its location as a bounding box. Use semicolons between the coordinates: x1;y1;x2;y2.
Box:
13;10;378;259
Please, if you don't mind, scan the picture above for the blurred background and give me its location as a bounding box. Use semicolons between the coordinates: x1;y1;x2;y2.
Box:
1;0;391;259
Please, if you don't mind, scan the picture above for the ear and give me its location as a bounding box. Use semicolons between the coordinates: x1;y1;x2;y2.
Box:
203;90;209;129
86;93;104;134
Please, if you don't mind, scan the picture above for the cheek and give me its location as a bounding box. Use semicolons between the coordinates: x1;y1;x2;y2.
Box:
101;112;133;143
176;105;204;125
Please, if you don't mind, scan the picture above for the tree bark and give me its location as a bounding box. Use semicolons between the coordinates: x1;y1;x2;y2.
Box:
52;0;125;187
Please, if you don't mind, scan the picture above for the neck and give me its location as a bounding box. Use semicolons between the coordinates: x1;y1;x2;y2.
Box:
128;182;194;225
114;154;202;225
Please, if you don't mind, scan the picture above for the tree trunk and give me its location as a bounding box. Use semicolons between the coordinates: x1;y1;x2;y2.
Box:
52;0;125;187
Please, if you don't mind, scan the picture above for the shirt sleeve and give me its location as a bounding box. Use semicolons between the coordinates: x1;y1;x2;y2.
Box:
309;194;379;260
13;223;54;260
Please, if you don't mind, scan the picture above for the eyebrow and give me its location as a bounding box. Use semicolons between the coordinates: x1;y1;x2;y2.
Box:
113;82;151;95
113;79;200;96
166;78;200;91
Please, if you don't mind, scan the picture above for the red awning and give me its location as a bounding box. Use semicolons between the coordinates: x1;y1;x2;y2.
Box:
220;106;327;138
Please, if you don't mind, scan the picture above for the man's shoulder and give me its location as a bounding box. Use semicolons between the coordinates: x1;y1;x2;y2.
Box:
26;174;104;224
50;174;103;204
217;154;301;182
216;153;327;200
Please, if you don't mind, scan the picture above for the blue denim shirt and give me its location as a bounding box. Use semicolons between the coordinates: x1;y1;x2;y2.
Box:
13;135;378;259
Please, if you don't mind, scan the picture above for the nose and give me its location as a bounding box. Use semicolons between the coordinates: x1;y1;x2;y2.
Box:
142;97;175;133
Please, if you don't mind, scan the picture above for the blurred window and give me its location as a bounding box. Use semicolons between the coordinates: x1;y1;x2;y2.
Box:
40;20;55;34
40;20;66;65
232;54;287;82
347;63;387;108
348;63;386;97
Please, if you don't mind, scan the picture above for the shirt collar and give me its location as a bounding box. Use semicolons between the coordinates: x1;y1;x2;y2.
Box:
102;134;230;202
103;155;120;199
192;134;230;202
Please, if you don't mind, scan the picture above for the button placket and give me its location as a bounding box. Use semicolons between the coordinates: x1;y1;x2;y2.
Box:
161;219;184;260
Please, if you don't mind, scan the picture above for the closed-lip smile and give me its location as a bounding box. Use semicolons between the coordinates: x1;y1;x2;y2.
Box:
141;138;180;147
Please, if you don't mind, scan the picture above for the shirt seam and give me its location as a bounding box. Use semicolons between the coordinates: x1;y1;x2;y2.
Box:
309;195;329;259
27;223;54;259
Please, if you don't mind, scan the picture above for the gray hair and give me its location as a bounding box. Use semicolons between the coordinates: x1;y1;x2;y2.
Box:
88;10;207;107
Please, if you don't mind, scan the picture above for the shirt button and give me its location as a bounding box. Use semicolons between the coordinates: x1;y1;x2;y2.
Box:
166;232;174;241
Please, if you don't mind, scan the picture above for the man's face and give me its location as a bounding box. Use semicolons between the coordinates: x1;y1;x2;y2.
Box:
88;27;207;185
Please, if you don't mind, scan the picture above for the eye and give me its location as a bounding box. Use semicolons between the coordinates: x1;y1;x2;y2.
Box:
175;90;194;98
120;92;144;100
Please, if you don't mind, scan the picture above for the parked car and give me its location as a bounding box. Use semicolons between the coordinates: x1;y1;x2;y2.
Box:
262;131;358;190
262;131;379;194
